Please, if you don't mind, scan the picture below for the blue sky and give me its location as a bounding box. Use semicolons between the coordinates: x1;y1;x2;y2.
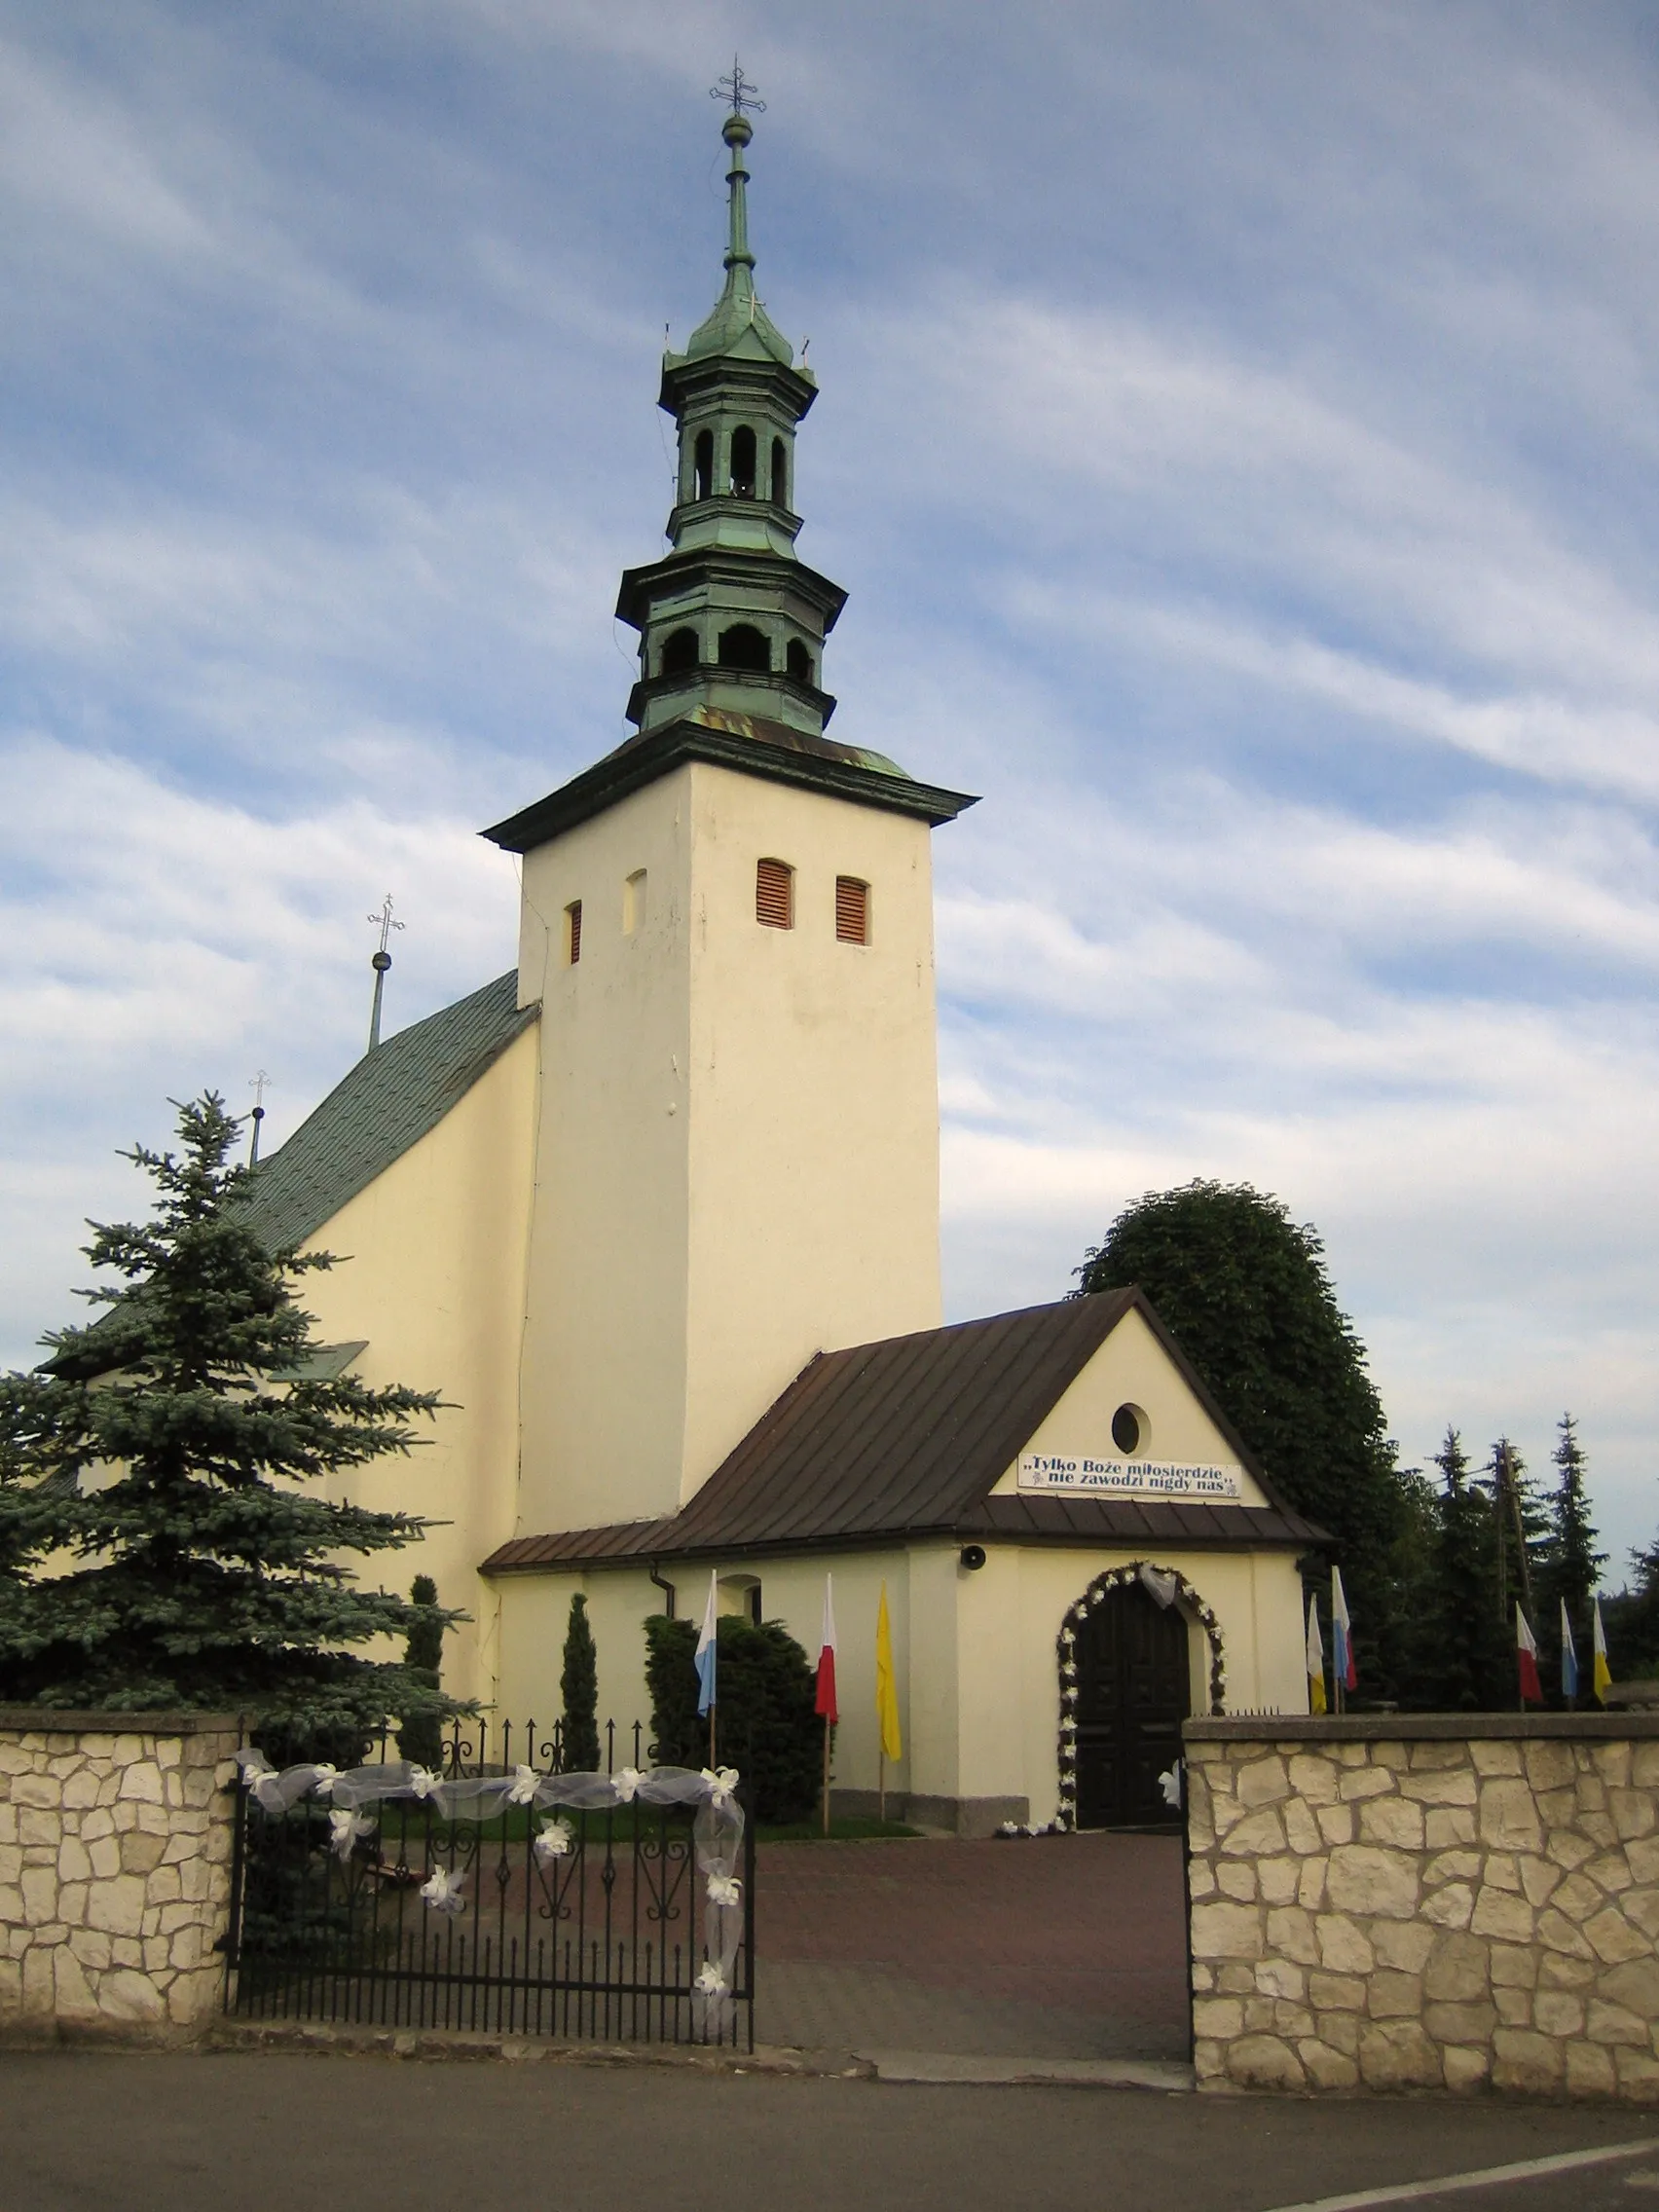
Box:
4;1;1658;1567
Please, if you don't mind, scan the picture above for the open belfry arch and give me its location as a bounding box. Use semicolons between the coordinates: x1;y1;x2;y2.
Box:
241;86;1323;1833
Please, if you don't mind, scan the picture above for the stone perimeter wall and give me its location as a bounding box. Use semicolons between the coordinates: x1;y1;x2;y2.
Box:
1186;1715;1659;2100
0;1710;240;2039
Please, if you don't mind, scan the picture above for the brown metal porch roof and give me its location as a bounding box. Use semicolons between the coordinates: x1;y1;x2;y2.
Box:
482;1290;1328;1574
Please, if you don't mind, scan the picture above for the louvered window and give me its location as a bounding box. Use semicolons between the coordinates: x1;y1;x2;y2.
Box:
835;876;868;944
756;858;793;930
566;900;582;965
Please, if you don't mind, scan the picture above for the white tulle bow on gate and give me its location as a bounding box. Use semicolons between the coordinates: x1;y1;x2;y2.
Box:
234;1748;748;2036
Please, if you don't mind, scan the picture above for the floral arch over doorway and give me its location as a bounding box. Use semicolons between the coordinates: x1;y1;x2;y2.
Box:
1051;1562;1226;1834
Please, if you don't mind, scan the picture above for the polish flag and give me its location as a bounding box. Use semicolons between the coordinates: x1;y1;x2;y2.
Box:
1516;1604;1543;1706
814;1574;838;1725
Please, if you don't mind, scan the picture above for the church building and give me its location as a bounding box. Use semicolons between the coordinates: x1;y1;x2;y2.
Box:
247;94;1319;1833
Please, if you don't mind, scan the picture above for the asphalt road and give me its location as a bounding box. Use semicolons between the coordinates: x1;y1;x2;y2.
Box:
1;2054;1658;2212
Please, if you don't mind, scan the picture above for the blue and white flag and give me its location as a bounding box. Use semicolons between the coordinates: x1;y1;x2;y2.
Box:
1561;1598;1579;1701
695;1571;719;1716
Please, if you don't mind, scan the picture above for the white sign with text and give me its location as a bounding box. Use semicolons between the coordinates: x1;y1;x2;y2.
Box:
1016;1454;1243;1501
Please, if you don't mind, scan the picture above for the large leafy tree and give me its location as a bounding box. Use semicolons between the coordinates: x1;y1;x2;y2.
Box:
0;1094;463;1742
1076;1180;1409;1692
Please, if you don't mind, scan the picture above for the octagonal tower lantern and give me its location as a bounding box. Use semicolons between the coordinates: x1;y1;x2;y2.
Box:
616;74;846;737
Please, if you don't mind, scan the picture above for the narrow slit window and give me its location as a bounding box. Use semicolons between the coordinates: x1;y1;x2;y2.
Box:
693;429;713;501
756;858;793;930
770;436;788;504
835;876;869;944
565;900;583;965
623;868;646;934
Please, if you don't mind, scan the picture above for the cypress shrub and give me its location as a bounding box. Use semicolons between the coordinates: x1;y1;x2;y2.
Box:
395;1573;447;1769
560;1592;601;1773
644;1612;818;1824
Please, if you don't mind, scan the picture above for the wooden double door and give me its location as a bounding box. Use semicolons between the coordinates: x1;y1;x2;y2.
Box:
1074;1581;1191;1829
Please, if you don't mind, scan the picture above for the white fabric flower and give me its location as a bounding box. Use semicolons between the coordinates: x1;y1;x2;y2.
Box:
706;1874;741;1908
614;1766;643;1803
535;1817;574;1861
507;1764;540;1805
310;1763;340;1798
700;1766;740;1809
328;1808;374;1859
1139;1565;1179;1610
421;1865;466;1914
237;1751;276;1788
408;1767;443;1800
694;1961;727;1996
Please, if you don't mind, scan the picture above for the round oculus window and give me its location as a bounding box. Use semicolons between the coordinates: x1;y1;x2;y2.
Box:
1111;1403;1143;1456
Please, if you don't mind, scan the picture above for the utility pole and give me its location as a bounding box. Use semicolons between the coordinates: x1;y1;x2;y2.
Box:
1503;1442;1539;1619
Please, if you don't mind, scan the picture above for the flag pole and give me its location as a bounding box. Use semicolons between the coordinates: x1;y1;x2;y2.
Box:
695;1569;719;1770
814;1573;838;1838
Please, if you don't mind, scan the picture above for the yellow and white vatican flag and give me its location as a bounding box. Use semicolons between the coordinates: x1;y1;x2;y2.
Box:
1594;1598;1612;1705
1306;1591;1328;1715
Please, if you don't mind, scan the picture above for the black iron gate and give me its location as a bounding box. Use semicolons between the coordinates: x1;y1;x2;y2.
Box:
223;1718;755;2046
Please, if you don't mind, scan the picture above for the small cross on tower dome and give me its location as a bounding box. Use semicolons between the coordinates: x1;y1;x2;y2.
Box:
711;58;765;117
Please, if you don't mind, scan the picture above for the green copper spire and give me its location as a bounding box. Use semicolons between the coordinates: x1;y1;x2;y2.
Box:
677;68;797;372
614;77;847;742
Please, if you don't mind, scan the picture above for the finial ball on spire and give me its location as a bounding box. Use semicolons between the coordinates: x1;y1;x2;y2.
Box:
722;110;753;149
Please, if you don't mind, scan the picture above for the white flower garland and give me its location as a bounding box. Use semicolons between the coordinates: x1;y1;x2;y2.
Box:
236;1751;746;2035
1046;1562;1225;1835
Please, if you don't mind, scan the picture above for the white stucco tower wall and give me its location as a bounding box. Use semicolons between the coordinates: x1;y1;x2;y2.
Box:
512;751;945;1534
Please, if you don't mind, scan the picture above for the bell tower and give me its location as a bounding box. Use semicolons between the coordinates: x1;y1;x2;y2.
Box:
619;75;844;738
487;80;976;1539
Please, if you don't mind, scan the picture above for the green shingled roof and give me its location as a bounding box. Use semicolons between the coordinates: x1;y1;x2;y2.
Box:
242;972;536;1253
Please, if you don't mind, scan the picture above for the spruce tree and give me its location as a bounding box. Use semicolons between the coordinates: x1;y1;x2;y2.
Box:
1433;1428;1510;1710
1077;1181;1409;1693
0;1093;464;1742
1535;1415;1605;1700
1484;1437;1549;1630
1605;1544;1659;1680
559;1592;600;1773
1382;1464;1447;1710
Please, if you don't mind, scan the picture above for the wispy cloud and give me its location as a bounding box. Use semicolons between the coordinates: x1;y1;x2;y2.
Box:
3;0;1658;1564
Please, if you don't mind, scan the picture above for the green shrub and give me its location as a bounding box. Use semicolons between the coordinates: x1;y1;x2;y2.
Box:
644;1612;819;1824
560;1592;601;1773
395;1573;447;1769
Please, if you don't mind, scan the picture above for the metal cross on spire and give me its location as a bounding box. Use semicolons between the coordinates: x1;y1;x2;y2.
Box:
711;58;765;115
247;1069;272;1168
369;893;405;957
366;893;405;1052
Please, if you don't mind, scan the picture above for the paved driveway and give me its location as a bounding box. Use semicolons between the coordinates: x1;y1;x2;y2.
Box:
755;1828;1189;2059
